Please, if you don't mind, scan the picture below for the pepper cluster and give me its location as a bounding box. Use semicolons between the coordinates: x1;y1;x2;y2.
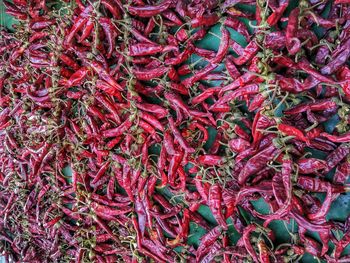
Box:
1;0;350;262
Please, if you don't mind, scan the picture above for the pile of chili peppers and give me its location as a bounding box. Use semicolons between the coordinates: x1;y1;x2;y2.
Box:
0;0;350;262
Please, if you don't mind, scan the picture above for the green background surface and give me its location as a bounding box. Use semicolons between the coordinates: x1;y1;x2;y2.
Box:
0;1;349;262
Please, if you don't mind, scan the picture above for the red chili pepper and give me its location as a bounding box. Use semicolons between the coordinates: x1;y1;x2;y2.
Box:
167;208;190;246
101;0;121;19
225;55;241;79
224;17;250;41
210;27;230;64
213;83;259;107
129;43;164;56
228;39;244;57
121;163;134;202
232;41;259;65
191;87;220;105
334;234;350;259
93;215;121;244
337;66;350;97
241;225;259;262
188;121;209;141
248;92;268;112
286;7;301;55
139;111;164;132
91;161;110;184
321;131;350;143
99;17;116;59
297;176;348;193
59;54;80;71
89;61;123;91
168;67;179;81
128;0;172;17
191;13;220;28
324;144;350;173
266;1;289;26
65;5;93;45
164;92;191;117
198;155;224;166
168;117;195;153
30;18;56;30
168;152;184;185
306;12;337;29
12;0;26;6
102;118;133;138
138;243;167;263
165;44;194;65
95;93;121;123
129;28;155;45
229;138;250;153
183;63;218;88
132;66;169;80
95;80;122;100
298;58;337;84
334;159;350;184
284;99;337;114
175;28;188;42
65;67;89;88
277;123;309;143
297;158;327;174
238;144;281;185
162;10;183;26
209;102;231;112
208;183;228;229
234;125;251;141
138;120;158;138
196;226;222;261
307;184;332;221
160;131;175;156
135;102;168;119
3;0;28;19
143;17;156;36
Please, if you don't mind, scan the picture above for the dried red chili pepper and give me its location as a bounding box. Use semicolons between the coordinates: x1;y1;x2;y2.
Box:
168;117;195;153
191;87;220;105
284;99;337;115
183;63;218;88
297;158;327;174
89;61;124;91
307;184;332;221
101;0;121;19
65;5;93;45
128;0;172;17
297;176;348;193
133;66;169;81
277;123;310;143
321;132;350;143
99;17;116;59
267;0;288;26
324;144;350;173
238;144;281;185
65;67;89;88
210;27;231;64
232;41;259;65
102;118;133;138
208;183;228;230
298;58;337;84
286;7;301;55
191;13;220;28
334;234;350;259
196;226;222;261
